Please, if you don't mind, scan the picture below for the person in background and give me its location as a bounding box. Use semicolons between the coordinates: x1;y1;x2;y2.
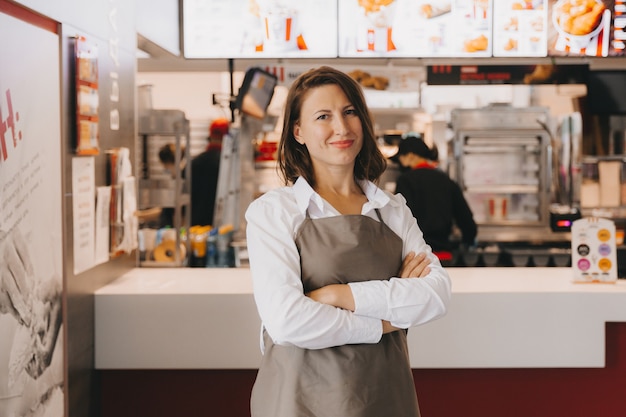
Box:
190;118;229;226
158;142;186;178
391;135;477;260
135;143;187;228
157;142;186;228
245;66;450;417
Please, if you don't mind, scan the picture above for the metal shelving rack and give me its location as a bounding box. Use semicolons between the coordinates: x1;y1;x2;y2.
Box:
138;109;191;267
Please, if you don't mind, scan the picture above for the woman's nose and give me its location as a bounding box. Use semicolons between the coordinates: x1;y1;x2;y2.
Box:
333;115;349;135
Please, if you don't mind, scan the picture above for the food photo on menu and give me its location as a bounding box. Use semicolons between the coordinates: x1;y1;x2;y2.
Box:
548;0;625;56
493;0;548;57
338;0;493;57
182;0;338;58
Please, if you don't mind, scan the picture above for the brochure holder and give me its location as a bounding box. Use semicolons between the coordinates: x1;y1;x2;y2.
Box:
571;217;617;283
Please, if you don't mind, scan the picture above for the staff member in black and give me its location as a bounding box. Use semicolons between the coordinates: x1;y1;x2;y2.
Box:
391;135;477;257
190;118;229;227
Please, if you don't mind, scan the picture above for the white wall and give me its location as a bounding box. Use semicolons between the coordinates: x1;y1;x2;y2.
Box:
138;69;587;157
138;71;240;121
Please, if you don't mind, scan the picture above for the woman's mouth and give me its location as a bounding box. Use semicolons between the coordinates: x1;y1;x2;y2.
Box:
331;140;354;149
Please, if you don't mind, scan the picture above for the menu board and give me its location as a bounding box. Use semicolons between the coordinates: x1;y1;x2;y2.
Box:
548;0;625;57
183;0;338;58
338;0;493;57
493;1;548;57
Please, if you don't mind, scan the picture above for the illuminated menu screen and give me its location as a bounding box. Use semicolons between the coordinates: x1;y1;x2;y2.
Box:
183;0;338;58
547;0;626;57
338;0;493;58
182;0;626;59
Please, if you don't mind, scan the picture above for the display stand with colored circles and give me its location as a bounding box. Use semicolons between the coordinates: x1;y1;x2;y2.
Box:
571;217;617;283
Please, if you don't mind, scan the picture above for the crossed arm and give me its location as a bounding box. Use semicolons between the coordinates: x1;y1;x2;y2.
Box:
306;251;432;333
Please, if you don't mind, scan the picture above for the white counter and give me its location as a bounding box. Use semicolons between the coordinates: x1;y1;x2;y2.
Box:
95;267;626;370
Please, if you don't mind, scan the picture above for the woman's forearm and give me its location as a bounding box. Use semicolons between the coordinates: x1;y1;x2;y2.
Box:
307;286;401;335
306;284;355;311
306;252;432;311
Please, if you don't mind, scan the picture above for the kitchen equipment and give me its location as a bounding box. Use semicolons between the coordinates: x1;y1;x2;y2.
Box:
137;109;191;267
449;104;554;242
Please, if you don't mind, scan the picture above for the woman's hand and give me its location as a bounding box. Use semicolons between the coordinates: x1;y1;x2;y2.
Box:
306;284;355;311
382;320;401;334
398;251;431;278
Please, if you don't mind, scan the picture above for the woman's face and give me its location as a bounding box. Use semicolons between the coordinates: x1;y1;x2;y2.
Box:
293;84;363;174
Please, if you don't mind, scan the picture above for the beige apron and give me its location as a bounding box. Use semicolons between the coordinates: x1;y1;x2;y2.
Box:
251;209;421;417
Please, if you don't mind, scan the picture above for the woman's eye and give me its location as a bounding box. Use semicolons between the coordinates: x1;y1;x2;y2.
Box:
345;108;357;116
316;114;329;120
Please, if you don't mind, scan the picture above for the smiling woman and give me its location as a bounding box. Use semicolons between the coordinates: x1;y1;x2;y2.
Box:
244;66;451;417
292;83;365;198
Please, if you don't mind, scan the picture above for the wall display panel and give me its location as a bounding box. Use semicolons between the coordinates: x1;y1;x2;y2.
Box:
493;0;548;57
548;0;625;57
183;0;338;58
0;7;64;417
338;0;493;58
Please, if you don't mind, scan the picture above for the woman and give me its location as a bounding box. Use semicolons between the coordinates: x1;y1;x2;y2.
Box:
245;66;451;417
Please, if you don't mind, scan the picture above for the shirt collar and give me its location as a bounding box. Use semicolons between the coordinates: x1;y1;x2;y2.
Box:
293;176;400;215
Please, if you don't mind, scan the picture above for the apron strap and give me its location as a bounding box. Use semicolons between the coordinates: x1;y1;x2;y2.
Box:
374;208;384;223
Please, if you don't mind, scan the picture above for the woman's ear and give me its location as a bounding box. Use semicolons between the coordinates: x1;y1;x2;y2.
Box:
293;124;304;144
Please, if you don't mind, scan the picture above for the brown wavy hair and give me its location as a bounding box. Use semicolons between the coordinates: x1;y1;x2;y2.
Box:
277;66;386;187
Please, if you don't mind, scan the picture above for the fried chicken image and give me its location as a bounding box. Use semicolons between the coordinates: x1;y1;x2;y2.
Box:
555;0;605;36
464;34;488;52
358;0;395;14
504;38;518;51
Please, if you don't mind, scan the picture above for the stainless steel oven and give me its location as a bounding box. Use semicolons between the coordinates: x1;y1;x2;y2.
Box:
449;104;554;243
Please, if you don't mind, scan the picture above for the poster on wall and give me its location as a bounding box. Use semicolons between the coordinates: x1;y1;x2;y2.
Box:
338;0;493;57
183;0;338;58
548;0;625;57
75;36;100;155
0;10;65;417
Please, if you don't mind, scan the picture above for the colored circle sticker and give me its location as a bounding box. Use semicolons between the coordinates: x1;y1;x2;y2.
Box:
597;228;611;242
598;258;612;272
598;244;612;257
577;244;590;257
577;258;591;271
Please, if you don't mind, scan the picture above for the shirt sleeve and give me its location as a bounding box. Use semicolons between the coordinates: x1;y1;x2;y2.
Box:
245;194;383;350
348;194;452;328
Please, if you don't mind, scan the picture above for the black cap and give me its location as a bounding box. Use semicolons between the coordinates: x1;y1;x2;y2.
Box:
390;135;434;163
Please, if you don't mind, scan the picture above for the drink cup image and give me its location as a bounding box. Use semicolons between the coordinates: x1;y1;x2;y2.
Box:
258;0;300;52
356;0;397;52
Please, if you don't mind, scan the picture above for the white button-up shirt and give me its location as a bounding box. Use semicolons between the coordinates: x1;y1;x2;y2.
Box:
245;177;451;352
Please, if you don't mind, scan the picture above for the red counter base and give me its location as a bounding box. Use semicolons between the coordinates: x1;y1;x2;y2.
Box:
100;323;626;417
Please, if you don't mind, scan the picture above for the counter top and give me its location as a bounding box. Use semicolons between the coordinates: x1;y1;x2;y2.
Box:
95;267;626;370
